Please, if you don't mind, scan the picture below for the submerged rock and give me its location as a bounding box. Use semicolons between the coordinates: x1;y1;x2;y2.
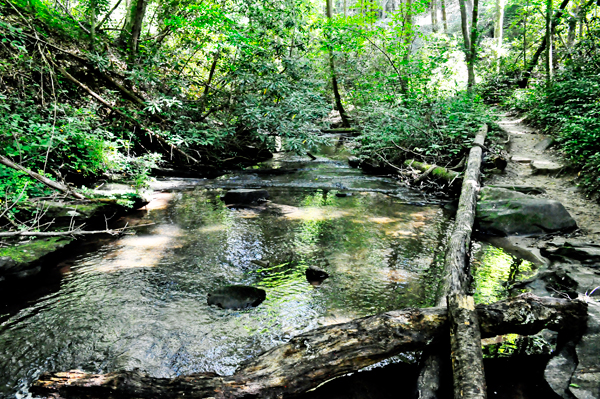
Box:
222;189;269;205
207;285;266;309
306;265;329;282
476;188;577;236
0;237;73;282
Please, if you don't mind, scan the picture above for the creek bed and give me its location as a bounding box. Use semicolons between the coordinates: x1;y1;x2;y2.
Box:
0;140;536;399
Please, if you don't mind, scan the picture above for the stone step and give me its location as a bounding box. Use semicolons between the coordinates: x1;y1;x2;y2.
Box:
531;160;563;175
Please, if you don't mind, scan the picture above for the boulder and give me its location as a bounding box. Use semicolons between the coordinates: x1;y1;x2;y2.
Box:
207;285;266;309
306;265;329;282
476;188;577;236
222;189;269;205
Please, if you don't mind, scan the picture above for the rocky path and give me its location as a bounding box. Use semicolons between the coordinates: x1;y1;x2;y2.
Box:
481;114;600;399
489;115;600;240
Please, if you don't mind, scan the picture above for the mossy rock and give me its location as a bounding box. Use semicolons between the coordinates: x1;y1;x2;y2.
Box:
476;198;577;236
0;237;73;281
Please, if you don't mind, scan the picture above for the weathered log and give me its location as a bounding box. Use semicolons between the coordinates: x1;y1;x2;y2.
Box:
442;124;488;399
32;295;586;399
0;155;86;200
404;159;461;182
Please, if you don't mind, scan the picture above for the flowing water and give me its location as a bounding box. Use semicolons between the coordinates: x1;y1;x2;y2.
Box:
0;136;456;398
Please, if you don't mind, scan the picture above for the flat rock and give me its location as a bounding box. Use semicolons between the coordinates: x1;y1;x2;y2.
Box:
479;187;532;201
487;185;546;195
534;137;555;152
531;161;563;175
511;156;532;163
541;241;600;265
222;189;269;204
0;237;73;281
207;285;266;309
476;198;577;236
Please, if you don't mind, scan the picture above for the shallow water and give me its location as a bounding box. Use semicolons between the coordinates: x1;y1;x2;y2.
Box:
0;140;453;398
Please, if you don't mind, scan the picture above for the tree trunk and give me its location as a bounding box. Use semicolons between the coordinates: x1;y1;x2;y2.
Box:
32;296;587;399
518;0;570;88
566;5;579;47
129;0;148;60
467;0;480;89
546;0;553;85
431;0;438;32
494;0;504;72
442;125;488;399
441;0;448;32
458;0;473;86
326;0;351;127
89;0;96;51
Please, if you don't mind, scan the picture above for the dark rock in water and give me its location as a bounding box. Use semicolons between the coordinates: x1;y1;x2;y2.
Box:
541;241;600;265
348;156;361;168
476;190;577;236
306;265;329;282
207;285;266;309
222;189;270;205
335;192;352;198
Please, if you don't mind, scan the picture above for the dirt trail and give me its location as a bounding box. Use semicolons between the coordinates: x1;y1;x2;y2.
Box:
485;115;600;242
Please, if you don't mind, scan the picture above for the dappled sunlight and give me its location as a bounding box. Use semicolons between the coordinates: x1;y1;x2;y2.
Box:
77;225;184;273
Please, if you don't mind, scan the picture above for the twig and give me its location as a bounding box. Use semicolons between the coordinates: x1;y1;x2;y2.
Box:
0;223;155;237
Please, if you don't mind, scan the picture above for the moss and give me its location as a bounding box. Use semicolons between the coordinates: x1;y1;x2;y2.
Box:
0;237;73;264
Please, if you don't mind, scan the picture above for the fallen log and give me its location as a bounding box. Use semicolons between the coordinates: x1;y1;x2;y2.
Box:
0;155;86;200
442;124;488;399
404;159;461;183
32;295;587;399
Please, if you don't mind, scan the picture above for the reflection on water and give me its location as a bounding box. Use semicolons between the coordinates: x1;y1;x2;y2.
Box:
471;242;537;304
0;144;452;398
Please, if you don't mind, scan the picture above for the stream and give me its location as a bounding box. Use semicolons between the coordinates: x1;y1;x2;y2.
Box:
0;135;535;398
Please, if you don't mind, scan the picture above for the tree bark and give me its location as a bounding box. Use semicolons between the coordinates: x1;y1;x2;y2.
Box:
32;296;587;399
0;155;86;200
458;0;472;84
467;0;480;89
442;125;487;399
326;0;351;127
546;0;553;85
431;0;438;32
441;0;448;32
494;0;504;72
129;0;148;60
